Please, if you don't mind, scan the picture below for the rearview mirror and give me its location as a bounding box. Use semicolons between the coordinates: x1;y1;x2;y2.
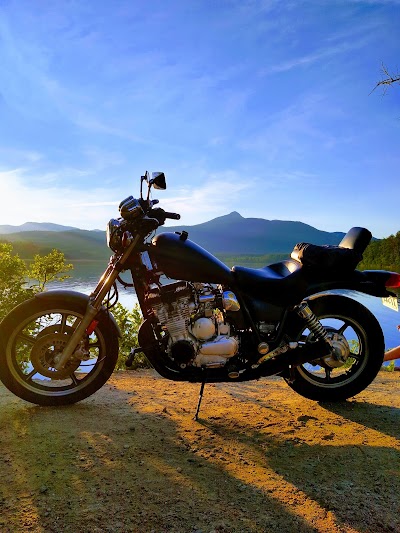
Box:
150;172;166;190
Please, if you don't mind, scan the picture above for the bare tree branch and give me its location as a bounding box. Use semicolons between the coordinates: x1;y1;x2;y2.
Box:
371;63;400;95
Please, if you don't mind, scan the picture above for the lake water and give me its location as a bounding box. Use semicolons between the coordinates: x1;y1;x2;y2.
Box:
48;261;400;357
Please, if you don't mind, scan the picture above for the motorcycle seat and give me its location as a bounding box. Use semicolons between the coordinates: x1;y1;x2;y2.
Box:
233;258;301;281
231;228;372;305
338;226;372;253
232;259;305;304
290;227;371;271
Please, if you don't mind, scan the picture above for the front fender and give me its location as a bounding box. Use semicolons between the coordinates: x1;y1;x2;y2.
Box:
35;290;122;337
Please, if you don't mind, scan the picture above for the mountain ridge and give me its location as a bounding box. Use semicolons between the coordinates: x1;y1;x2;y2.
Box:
0;222;82;234
0;212;357;260
156;213;347;255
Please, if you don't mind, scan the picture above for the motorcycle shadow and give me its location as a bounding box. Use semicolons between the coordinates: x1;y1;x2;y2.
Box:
1;374;399;533
200;415;400;533
0;386;320;533
318;400;400;440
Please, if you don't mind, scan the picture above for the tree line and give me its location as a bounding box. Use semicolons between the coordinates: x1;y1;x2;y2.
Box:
358;231;400;272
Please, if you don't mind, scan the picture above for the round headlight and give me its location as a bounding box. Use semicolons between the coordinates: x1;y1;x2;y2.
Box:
106;219;123;253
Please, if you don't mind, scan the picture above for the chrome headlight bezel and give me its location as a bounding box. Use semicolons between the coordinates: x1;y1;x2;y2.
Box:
106;218;124;253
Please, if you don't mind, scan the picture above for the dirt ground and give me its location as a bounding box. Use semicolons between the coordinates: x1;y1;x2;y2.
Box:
0;371;399;533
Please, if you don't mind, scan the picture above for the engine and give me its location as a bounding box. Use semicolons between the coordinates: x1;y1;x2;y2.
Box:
145;281;240;369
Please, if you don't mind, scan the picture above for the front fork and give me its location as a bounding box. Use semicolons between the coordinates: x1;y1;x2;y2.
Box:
54;235;141;370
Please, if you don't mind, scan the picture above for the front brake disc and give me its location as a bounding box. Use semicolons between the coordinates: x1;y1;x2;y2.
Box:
30;333;81;379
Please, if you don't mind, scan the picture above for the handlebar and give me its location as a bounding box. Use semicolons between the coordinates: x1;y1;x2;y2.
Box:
147;207;180;225
164;211;181;220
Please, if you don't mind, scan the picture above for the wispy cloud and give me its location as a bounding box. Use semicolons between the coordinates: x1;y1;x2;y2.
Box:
237;91;354;160
0;168;124;229
0;14;66;122
349;0;400;4
70;201;119;208
0;167;254;229
262;39;368;75
0;147;43;164
161;171;254;225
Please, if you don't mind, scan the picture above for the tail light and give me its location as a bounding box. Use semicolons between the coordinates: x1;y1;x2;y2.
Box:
385;273;400;288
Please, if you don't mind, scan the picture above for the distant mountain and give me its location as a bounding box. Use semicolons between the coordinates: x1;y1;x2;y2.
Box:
1;229;110;261
0;212;356;260
0;222;79;234
158;211;346;254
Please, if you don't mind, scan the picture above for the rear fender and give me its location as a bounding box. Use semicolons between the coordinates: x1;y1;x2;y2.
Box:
35;290;122;337
305;269;397;298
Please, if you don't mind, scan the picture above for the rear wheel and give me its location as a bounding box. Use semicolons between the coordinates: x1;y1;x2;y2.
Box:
0;296;119;405
286;295;384;402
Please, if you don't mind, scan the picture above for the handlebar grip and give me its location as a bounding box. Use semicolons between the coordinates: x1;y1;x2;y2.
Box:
164;212;181;220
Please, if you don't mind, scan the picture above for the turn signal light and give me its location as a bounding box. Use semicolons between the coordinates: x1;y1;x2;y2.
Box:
86;320;99;335
385;273;400;288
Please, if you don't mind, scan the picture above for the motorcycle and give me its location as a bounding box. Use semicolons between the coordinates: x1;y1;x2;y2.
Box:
1;171;399;418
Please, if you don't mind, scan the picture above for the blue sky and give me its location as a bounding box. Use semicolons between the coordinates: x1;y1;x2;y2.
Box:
0;0;399;237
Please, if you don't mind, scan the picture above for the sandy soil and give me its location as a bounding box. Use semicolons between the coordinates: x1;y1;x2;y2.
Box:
0;370;399;533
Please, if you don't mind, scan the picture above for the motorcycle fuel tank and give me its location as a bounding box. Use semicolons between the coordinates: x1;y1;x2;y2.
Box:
149;232;234;285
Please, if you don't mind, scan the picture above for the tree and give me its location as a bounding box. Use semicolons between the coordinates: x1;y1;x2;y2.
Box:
0;243;33;320
372;63;400;94
28;249;73;291
0;244;74;320
359;231;400;272
110;302;150;370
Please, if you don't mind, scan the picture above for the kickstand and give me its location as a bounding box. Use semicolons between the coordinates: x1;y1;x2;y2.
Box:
194;380;206;421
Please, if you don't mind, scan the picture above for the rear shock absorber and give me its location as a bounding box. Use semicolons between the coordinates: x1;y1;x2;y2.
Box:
296;302;332;346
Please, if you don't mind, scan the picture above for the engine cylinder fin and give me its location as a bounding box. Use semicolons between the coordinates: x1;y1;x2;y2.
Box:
145;281;240;369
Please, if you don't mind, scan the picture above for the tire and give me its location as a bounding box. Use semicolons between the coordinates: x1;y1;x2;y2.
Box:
285;294;384;402
0;296;119;405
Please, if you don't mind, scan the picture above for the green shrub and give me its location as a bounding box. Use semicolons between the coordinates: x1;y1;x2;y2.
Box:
381;361;395;372
110;302;152;370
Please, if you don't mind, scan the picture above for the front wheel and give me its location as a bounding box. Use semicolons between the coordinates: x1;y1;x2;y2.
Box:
0;296;119;405
285;295;384;402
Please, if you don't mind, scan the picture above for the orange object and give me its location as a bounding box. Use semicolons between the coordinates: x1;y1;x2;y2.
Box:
384;344;400;362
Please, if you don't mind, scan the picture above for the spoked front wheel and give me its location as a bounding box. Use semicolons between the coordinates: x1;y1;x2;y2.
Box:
0;295;119;405
286;295;384;402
